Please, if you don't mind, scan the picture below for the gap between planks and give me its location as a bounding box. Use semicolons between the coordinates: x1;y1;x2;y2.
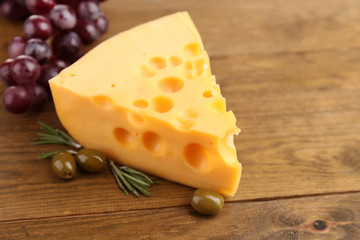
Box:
1;190;359;225
211;45;360;61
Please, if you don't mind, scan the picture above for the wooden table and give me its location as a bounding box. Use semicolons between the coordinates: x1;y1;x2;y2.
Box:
1;0;360;239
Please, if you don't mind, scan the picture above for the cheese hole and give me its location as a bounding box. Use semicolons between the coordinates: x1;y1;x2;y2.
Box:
184;144;210;172
203;90;213;98
152;96;173;113
210;99;226;113
142;132;163;153
139;65;155;78
114;128;134;146
169;56;183;66
92;95;113;109
217;134;237;165
149;57;166;70
157;77;184;93
129;112;145;126
111;84;116;88
174;109;197;130
174;118;195;130
226;133;236;149
182;61;194;79
194;58;205;76
178;109;197;119
184;43;201;57
133;99;149;108
185;61;193;71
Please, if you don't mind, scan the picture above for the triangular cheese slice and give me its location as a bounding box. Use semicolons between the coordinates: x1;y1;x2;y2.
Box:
50;12;242;196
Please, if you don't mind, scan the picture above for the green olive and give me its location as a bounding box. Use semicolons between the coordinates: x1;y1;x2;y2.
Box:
191;189;224;215
75;148;107;173
51;151;76;179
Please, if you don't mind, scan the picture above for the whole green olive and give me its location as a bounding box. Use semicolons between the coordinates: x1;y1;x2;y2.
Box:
191;189;224;215
51;151;77;179
75;148;107;173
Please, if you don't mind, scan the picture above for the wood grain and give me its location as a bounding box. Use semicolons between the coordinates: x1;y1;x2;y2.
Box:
1;192;359;239
2;0;360;60
0;0;360;238
1;46;360;221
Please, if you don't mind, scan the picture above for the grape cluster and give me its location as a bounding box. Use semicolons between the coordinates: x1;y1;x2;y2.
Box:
0;0;108;114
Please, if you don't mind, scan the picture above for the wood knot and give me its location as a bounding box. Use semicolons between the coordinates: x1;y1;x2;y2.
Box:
313;220;328;231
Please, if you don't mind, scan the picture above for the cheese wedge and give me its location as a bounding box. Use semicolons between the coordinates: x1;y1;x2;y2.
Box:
50;12;242;196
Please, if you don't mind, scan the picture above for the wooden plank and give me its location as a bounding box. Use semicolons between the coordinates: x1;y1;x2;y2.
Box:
218;47;360;200
1;192;359;239
102;0;360;56
1;46;359;221
2;0;360;62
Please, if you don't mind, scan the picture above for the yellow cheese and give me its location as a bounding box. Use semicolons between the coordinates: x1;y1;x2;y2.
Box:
49;12;242;196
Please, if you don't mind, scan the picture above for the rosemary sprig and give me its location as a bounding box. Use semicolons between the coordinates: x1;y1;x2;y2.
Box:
33;121;157;197
109;159;158;197
32;121;82;149
38;149;78;159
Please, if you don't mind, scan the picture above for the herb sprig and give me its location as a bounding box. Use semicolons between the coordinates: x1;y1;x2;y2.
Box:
32;121;157;197
33;121;82;149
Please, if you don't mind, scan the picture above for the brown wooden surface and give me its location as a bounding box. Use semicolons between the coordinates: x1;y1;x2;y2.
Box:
1;0;360;239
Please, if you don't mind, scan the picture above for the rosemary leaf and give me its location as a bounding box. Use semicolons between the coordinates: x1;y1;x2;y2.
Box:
33;121;82;148
36;133;57;138
38;121;58;135
32;140;68;145
38;150;62;159
38;149;78;159
121;171;151;187
57;130;81;148
133;174;153;185
33;137;68;143
120;166;154;184
117;170;139;197
110;166;129;195
110;160;139;197
127;178;151;197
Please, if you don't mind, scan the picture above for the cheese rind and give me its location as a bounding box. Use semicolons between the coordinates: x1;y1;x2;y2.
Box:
50;12;242;196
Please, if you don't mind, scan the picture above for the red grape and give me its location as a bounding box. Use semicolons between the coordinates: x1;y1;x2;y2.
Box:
24;15;53;40
0;59;17;86
8;36;26;58
14;0;26;6
24;38;51;64
94;14;108;35
1;0;30;21
52;31;82;59
55;0;73;4
2;85;32;114
77;0;100;20
50;58;68;70
11;55;41;84
37;62;60;91
29;84;49;111
1;0;108;114
76;19;99;44
49;4;77;30
68;48;84;63
25;0;55;15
